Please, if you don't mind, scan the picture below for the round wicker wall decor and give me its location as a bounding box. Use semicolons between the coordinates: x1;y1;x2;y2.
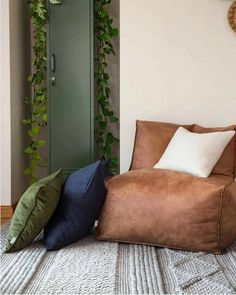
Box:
228;1;236;32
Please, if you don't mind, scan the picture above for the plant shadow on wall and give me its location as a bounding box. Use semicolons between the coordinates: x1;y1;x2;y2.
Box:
23;0;119;183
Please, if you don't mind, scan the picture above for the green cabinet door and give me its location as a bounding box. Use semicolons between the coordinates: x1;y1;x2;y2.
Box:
48;0;94;176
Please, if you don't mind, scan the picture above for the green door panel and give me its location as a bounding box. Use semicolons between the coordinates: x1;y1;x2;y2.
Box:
48;0;94;176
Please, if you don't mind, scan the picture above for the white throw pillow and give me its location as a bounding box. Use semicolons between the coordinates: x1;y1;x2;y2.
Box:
154;127;235;177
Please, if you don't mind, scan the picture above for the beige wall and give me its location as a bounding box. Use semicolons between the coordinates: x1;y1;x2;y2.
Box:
0;0;11;205
0;0;31;205
120;0;236;172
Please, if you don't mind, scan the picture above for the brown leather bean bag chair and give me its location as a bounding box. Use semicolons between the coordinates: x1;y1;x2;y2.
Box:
97;121;236;253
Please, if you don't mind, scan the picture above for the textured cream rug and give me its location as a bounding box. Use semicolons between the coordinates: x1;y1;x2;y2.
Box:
1;222;236;294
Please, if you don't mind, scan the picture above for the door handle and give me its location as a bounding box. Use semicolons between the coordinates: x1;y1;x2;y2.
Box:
51;54;56;73
49;0;62;5
50;76;56;85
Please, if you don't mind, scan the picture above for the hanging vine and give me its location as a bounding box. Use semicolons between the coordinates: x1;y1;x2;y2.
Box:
94;0;119;174
23;0;48;183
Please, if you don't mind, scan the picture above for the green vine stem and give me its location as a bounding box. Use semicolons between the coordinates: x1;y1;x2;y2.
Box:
94;0;119;174
23;0;48;183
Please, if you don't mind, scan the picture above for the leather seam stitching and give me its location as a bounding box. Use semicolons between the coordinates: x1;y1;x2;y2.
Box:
129;120;139;171
234;134;236;179
217;186;225;251
97;236;220;254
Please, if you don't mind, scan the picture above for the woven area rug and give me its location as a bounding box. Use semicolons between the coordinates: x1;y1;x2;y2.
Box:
1;222;236;294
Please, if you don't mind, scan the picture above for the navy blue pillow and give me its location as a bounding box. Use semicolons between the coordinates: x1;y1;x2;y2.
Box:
44;161;106;251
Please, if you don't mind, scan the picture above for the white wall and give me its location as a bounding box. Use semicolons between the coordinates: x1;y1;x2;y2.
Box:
0;0;31;205
120;0;236;172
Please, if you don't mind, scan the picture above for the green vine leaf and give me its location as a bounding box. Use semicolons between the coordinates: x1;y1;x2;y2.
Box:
42;113;48;123
28;126;40;137
28;75;33;82
33;153;41;161
23;168;32;176
24;147;33;154
38;140;46;147
110;115;118;123
22;119;31;125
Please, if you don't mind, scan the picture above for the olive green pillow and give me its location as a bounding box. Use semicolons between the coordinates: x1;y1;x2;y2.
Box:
5;169;63;253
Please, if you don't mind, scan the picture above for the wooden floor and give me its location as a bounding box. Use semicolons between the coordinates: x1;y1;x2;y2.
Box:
1;205;14;227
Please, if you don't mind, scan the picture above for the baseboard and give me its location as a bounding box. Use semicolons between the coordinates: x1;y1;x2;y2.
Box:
1;203;17;219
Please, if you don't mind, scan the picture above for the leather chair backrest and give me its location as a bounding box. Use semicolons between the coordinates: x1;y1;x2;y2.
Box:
130;120;236;179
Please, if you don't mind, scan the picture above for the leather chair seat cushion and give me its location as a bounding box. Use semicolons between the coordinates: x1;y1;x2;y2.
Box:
97;169;236;253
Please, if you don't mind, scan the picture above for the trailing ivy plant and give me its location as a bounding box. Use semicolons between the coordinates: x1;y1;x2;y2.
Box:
94;0;119;174
23;0;48;183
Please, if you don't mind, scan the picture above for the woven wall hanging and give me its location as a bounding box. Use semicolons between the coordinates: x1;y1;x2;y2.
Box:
228;1;236;32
